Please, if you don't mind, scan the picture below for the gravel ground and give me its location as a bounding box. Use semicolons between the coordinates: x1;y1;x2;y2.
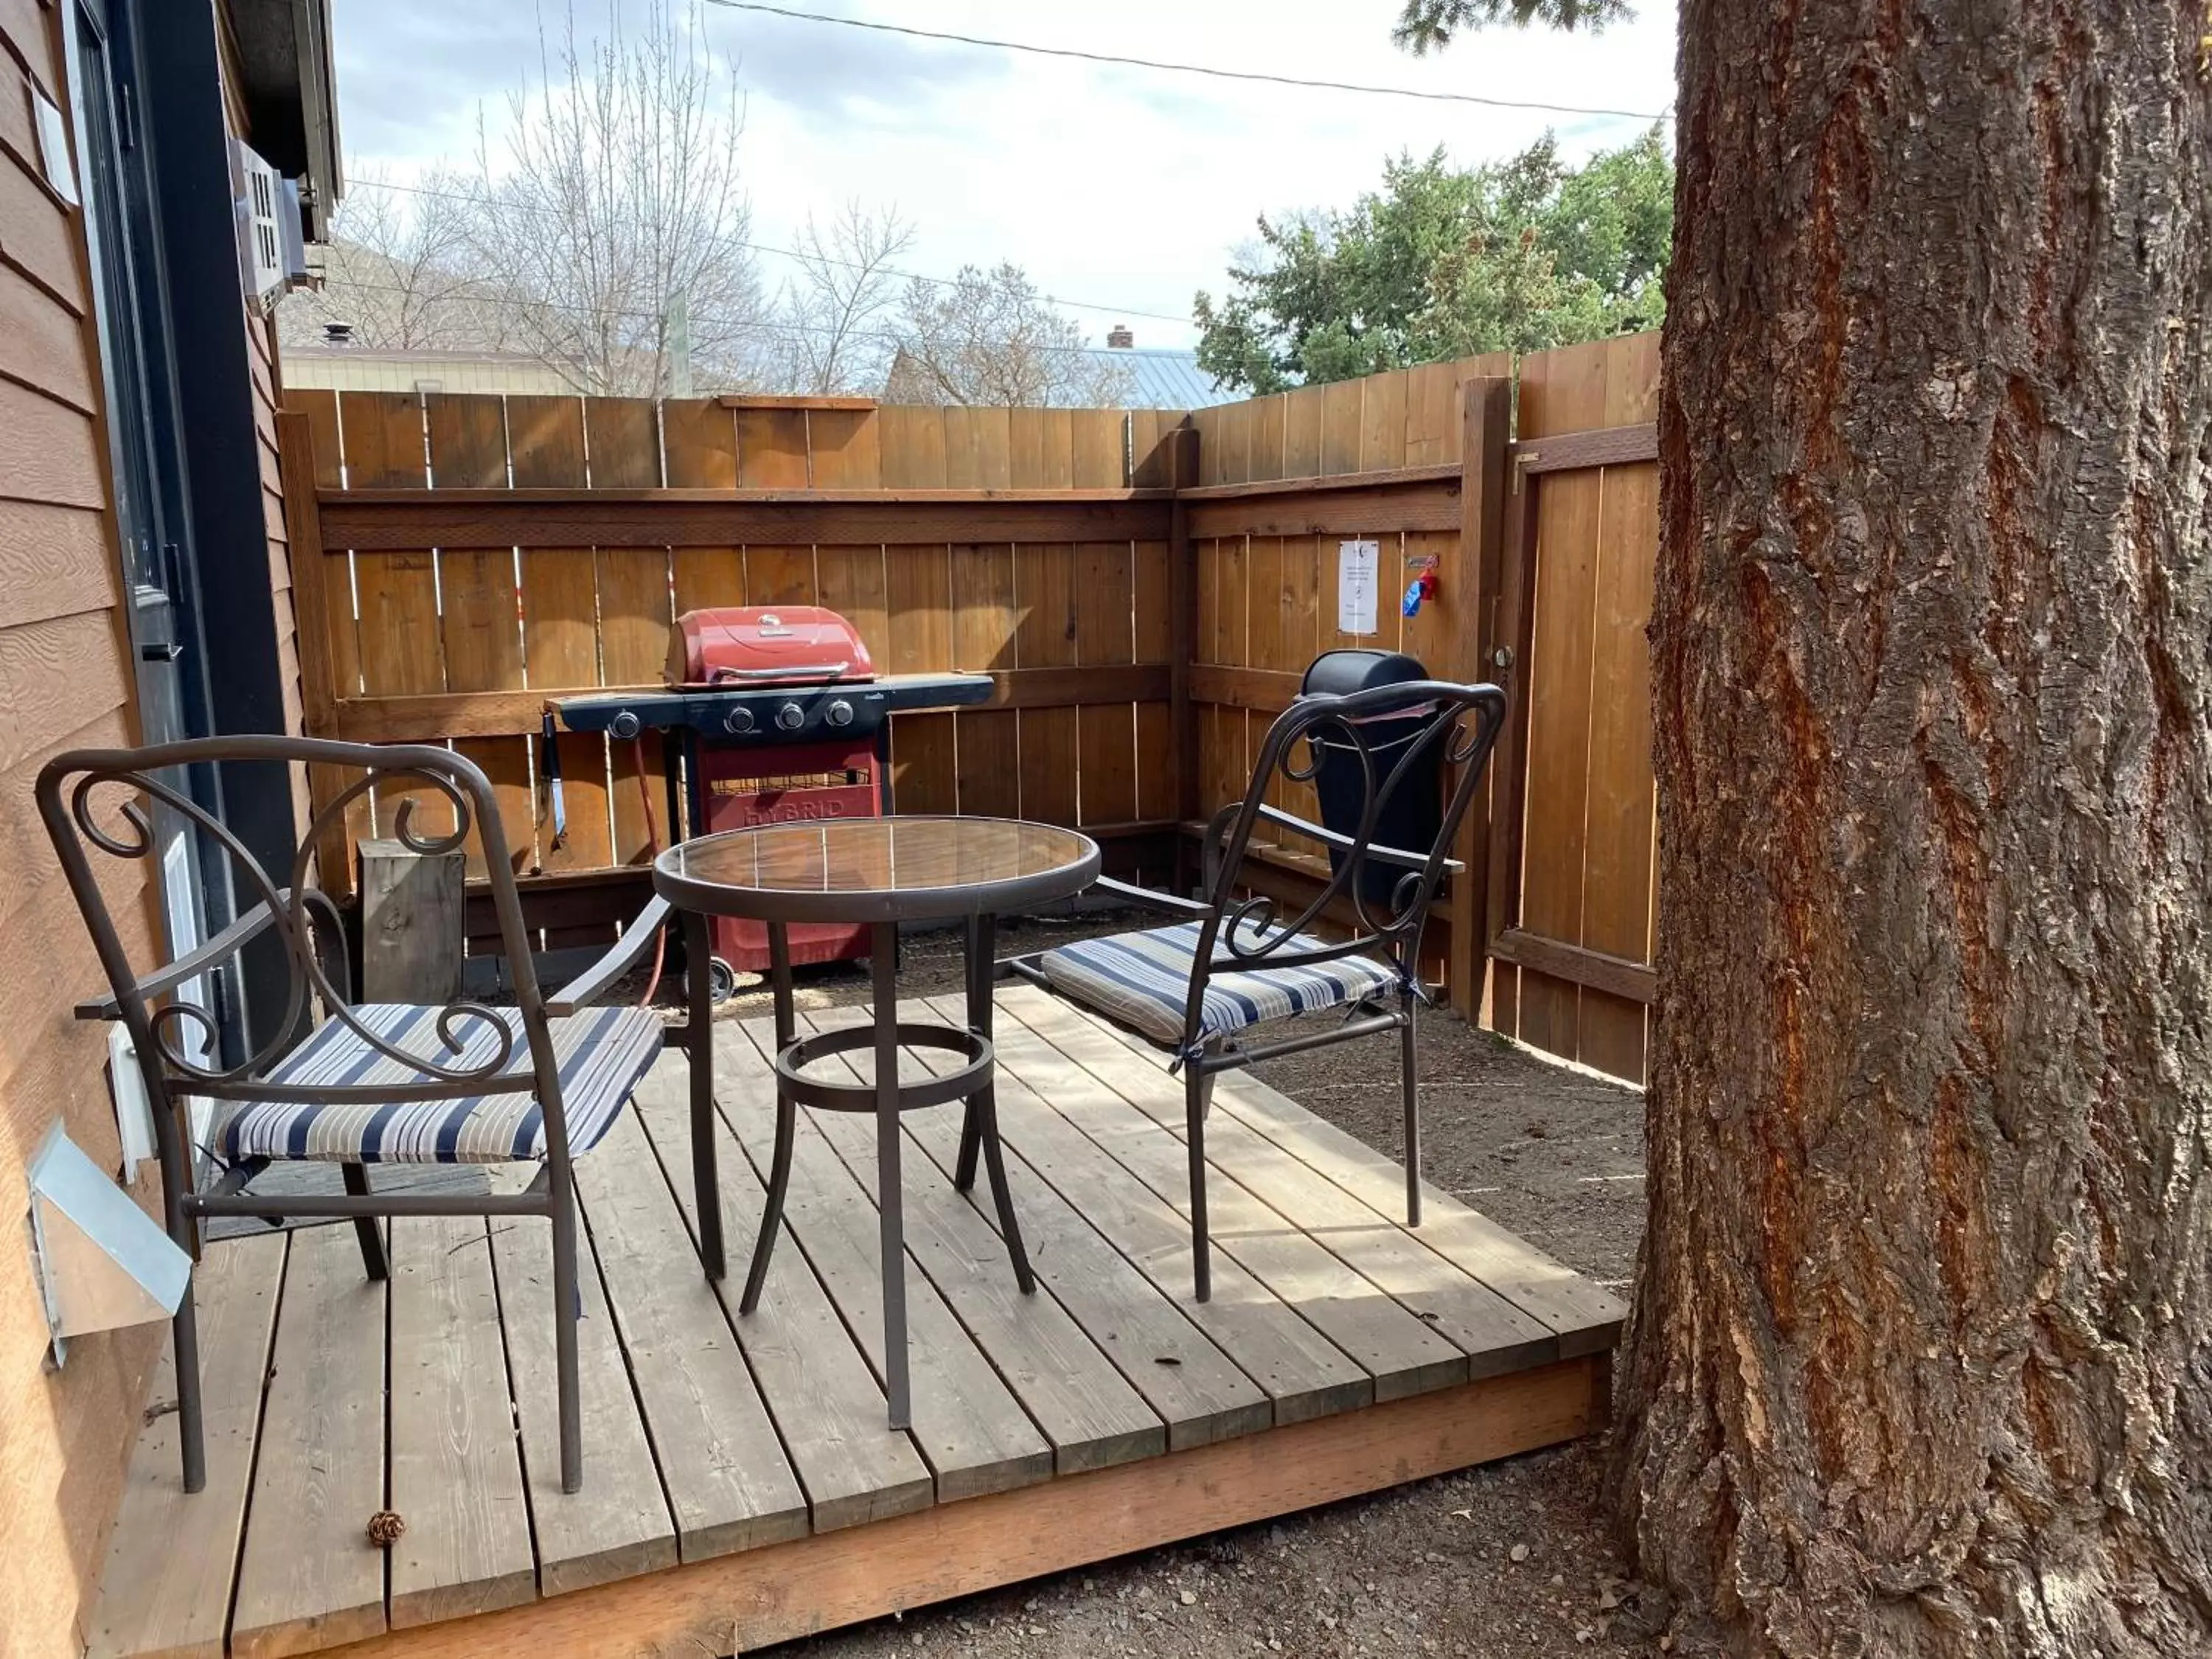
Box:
695;909;1657;1658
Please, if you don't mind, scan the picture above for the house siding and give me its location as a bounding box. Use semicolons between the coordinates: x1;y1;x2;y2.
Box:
0;2;164;1655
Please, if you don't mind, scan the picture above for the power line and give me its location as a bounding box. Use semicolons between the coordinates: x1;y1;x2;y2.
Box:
313;273;1147;362
344;175;1196;329
702;0;1672;123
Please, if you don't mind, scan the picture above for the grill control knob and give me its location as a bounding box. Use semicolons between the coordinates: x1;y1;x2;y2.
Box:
608;710;641;740
723;705;756;736
825;698;855;728
774;700;806;732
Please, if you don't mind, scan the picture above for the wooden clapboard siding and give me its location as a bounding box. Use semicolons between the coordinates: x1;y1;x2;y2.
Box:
83;991;1617;1659
0;6;166;1656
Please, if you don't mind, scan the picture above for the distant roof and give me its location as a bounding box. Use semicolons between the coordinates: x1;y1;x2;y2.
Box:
1084;346;1236;408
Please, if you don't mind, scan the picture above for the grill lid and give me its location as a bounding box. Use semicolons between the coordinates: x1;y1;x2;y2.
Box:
667;605;878;689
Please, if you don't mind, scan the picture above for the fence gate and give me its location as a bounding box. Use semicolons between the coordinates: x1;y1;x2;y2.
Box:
1478;335;1660;1087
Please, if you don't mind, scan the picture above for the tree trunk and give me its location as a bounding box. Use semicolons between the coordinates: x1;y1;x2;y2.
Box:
1615;4;2212;1655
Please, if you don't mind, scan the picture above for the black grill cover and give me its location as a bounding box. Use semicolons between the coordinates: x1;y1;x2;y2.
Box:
1299;650;1445;910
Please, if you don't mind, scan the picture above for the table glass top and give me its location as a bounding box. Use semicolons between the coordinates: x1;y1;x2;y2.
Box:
657;815;1097;897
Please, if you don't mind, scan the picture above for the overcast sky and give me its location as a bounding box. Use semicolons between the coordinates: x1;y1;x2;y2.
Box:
330;0;1679;351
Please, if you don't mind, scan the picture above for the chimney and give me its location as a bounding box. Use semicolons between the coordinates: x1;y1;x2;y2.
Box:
322;321;354;347
1105;324;1134;349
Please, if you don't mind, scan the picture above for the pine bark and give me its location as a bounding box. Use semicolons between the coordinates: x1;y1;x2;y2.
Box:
1614;4;2212;1655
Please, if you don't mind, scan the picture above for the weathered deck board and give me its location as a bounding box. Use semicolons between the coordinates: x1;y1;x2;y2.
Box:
996;987;1559;1377
229;1225;387;1659
633;1048;937;1532
85;988;1619;1659
799;1005;1276;1450
1080;1015;1629;1352
571;1093;811;1560
386;1215;535;1630
86;1231;286;1659
983;995;1467;1399
731;1021;1168;1473
917;994;1373;1425
487;1203;678;1595
701;1024;1054;1502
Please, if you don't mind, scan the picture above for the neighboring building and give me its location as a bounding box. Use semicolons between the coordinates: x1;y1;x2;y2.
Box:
284;340;580;396
885;327;1237;409
1087;326;1237;408
0;3;336;1651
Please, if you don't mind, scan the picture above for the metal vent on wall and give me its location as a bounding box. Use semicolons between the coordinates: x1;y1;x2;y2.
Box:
229;139;308;309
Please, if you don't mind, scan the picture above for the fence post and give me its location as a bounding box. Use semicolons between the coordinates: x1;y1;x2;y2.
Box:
1166;423;1203;891
276;407;355;890
1450;377;1512;1023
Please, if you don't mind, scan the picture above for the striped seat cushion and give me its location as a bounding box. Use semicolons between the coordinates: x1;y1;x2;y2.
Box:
210;1003;664;1165
1037;920;1397;1048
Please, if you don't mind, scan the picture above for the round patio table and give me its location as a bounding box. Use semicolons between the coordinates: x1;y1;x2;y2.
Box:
653;815;1100;1428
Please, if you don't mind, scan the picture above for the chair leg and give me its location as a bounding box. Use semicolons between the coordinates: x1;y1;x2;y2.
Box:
688;906;726;1281
1186;1063;1211;1303
740;1090;796;1316
954;911;992;1192
552;1173;584;1495
973;1085;1034;1295
341;1164;388;1280
173;1287;207;1493
1401;989;1422;1228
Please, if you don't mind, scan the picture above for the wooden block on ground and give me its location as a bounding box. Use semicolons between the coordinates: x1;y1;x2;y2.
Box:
85;1233;287;1659
386;1215;535;1629
230;1225;388;1658
632;1048;936;1533
358;838;464;1004
572;1095;810;1562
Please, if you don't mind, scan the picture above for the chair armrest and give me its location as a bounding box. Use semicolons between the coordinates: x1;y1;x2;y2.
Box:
548;895;672;1015
1252;804;1464;877
1093;874;1210;917
74;893;286;1020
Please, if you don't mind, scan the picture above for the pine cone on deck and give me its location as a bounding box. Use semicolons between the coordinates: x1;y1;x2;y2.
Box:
365;1509;406;1548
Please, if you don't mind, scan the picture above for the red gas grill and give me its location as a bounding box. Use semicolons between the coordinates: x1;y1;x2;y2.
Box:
557;605;990;978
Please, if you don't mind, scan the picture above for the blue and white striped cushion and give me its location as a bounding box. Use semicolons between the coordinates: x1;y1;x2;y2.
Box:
209;1003;663;1165
1037;920;1398;1048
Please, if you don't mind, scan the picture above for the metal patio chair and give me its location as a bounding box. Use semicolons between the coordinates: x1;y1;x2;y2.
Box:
38;737;667;1496
1004;678;1508;1301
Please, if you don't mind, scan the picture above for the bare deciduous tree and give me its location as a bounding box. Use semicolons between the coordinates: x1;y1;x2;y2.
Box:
288;166;502;352
467;0;767;397
882;262;1133;407
771;201;915;396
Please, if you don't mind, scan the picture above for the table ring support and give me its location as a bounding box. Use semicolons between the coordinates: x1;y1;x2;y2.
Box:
737;919;1035;1430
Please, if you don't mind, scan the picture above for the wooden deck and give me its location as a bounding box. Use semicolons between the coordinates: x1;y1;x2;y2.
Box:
85;986;1624;1659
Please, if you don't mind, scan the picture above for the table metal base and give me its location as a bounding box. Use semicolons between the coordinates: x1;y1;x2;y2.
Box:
734;917;1035;1430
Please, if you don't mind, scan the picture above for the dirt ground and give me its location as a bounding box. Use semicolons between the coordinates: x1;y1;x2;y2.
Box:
692;909;1659;1658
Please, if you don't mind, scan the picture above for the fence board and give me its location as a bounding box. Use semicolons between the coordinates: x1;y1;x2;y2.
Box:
281;354;1655;1065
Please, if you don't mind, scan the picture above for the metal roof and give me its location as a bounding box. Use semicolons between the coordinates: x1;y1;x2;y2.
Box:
1085;347;1237;409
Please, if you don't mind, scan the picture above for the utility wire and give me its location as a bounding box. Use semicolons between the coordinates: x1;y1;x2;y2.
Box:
701;0;1672;122
344;175;1196;329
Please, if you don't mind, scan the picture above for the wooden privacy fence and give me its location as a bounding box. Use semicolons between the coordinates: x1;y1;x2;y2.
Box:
274;337;1662;1084
278;392;1193;947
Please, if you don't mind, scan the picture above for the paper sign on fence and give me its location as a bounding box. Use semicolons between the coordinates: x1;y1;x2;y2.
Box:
1338;539;1380;636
